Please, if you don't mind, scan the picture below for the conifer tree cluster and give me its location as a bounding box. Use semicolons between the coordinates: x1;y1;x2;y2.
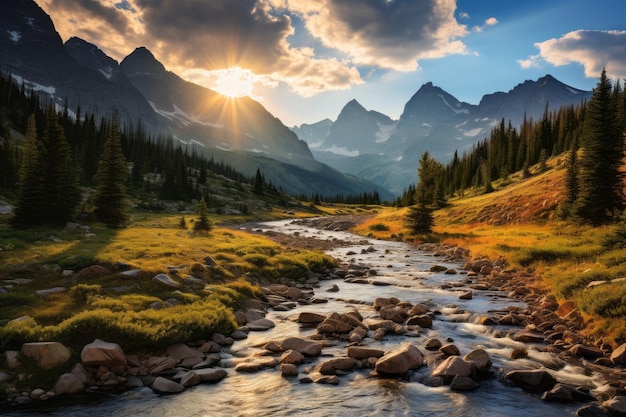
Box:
0;73;276;228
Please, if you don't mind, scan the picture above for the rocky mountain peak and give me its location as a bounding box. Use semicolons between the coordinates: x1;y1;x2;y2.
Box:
64;37;121;81
120;47;166;76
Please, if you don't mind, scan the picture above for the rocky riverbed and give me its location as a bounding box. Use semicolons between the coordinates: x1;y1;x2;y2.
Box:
2;216;626;416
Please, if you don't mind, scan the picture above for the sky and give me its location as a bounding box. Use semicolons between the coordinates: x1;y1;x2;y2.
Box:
38;0;626;127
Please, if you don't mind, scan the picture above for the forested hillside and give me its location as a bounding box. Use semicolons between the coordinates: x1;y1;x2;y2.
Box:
0;73;293;227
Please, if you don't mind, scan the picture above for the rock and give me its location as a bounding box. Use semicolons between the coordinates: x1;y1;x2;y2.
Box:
193;368;228;383
230;330;248;340
319;358;360;375
247;318;276;331
439;344;460;356
459;291;473;300
54;373;85;395
450;375;479;391
375;344;424;376
541;383;596;403
514;331;546;343
29;388;46;400
569;344;604;359
347;347;385;360
166;343;203;363
424;338;442;351
575;404;610;417
151;376;185;394
152;273;181;289
432;356;473;382
504;369;557;393
373;297;399;310
430;265;448;272
408;304;430;316
379;305;408;323
406;315;432;328
21;342;71;370
74;265;110;280
610;343;626;366
464;349;492;374
5;350;20;369
281;349;305;365
121;269;142;277
280;364;298;377
180;371;202;387
149;357;177;374
35;287;67;297
297;312;326;324
602;396;626;416
81;339;127;367
280;337;323;356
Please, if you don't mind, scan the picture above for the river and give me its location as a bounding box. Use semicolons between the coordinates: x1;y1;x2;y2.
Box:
6;218;610;416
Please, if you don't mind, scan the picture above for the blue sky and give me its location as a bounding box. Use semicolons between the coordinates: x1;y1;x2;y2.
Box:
40;0;626;126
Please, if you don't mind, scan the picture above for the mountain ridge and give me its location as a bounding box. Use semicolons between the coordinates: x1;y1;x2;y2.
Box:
295;74;592;195
0;0;390;199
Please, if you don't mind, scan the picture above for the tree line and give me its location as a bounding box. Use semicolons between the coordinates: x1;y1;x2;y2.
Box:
402;69;626;230
0;72;278;227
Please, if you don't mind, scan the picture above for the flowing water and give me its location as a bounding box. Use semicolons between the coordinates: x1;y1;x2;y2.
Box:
7;219;610;417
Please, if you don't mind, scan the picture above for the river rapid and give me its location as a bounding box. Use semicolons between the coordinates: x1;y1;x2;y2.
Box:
7;218;611;417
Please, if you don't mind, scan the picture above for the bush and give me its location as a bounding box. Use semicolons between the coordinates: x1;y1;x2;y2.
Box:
69;284;101;305
368;223;389;232
579;285;626;318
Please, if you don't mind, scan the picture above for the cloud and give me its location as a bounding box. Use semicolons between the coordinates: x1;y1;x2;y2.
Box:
38;0;472;96
472;16;498;33
274;0;469;71
520;30;626;80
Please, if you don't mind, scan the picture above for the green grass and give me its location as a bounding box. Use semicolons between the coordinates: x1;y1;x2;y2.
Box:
0;210;337;352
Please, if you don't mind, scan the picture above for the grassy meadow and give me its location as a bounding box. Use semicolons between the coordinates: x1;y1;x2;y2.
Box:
0;209;340;352
353;162;626;346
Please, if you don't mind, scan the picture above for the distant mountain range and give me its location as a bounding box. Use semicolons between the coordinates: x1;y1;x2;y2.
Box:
0;0;388;199
1;0;593;199
292;76;592;195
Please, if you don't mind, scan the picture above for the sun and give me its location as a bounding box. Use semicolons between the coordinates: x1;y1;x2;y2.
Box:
212;67;256;98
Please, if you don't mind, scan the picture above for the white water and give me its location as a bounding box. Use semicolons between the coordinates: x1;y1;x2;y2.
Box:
8;219;608;416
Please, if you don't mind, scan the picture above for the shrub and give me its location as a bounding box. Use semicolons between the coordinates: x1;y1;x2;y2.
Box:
69;284;101;305
369;223;389;231
0;293;37;307
579;285;626;318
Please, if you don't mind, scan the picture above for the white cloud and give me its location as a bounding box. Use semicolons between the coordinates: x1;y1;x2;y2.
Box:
276;0;469;71
473;16;498;33
519;30;626;80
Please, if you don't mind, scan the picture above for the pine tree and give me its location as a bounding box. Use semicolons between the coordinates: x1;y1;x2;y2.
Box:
573;69;624;224
193;197;212;233
416;151;446;207
254;167;264;195
93;113;131;227
12;109;80;227
405;205;434;234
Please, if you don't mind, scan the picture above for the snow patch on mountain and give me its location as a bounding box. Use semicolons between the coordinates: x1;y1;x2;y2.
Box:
375;121;396;143
99;67;113;80
325;145;360;157
438;94;469;114
8;30;21;43
150;103;224;128
11;74;55;95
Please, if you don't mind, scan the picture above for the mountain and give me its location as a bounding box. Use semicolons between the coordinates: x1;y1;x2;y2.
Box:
0;0;388;199
294;76;591;196
290;119;333;148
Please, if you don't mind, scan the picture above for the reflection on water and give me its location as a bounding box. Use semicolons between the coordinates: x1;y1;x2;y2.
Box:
6;219;603;417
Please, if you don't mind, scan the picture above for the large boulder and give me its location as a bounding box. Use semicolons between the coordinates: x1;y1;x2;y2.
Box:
152;273;181;289
432;356;473;383
21;342;71;370
318;358;360;375
151;376;184;394
379;305;408;323
81;339;127;367
602;396;626;416
504;369;557;393
192;368;228;383
280;337;323;357
54;373;85;395
166;343;203;364
297;312;326;324
464;349;492;374
611;343;626;366
375;344;424;376
347;347;385;360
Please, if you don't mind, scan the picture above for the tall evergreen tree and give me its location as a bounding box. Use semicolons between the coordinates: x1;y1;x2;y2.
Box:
573;69;624;224
12;109;80;227
193;196;212;233
416;151;446;207
93;113;131;227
